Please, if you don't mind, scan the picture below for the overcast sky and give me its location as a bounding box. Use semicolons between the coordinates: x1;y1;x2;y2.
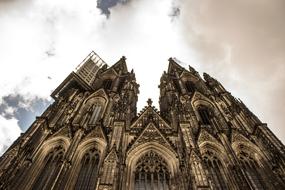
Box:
0;0;284;155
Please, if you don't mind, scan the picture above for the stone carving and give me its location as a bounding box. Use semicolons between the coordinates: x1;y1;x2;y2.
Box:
1;54;284;190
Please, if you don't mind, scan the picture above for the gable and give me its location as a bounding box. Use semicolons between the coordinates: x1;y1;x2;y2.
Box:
127;123;175;154
83;125;107;143
51;126;71;139
231;130;253;145
131;106;171;130
104;148;118;162
180;70;200;83
107;57;128;75
84;89;108;104
197;128;220;146
167;59;184;76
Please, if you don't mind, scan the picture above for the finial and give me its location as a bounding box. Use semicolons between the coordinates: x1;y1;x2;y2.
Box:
168;57;174;62
121;56;126;61
203;72;210;79
147;98;153;106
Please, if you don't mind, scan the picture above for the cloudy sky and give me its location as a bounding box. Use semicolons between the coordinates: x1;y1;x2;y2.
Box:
0;0;284;155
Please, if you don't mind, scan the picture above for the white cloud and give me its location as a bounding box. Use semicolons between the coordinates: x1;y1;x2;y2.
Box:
0;115;22;155
0;0;284;155
177;0;285;142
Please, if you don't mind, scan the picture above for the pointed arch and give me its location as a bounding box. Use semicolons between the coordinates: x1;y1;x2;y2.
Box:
232;139;269;189
32;145;65;190
191;92;215;109
39;136;70;155
231;133;266;162
199;140;230;190
9;136;70;189
77;137;107;156
191;92;218;126
29;136;70;190
65;138;107;189
126;142;179;190
134;151;171;190
73;89;109;125
74;147;100;190
202;150;229;190
83;89;108;104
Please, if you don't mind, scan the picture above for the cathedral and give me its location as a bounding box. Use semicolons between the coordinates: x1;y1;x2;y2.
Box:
0;51;285;190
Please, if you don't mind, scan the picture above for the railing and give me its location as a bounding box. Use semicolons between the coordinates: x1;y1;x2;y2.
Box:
75;51;108;72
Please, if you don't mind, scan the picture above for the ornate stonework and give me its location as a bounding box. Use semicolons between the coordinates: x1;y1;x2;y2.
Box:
0;52;285;190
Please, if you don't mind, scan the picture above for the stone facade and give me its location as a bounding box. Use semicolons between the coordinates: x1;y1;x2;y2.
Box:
0;52;285;190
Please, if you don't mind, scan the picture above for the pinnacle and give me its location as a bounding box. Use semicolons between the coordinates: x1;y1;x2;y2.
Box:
147;98;153;106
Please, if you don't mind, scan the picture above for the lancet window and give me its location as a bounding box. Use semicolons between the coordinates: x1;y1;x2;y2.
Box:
198;106;212;125
89;103;102;125
173;79;181;93
32;145;65;190
203;150;228;190
102;79;113;90
134;151;170;190
10;161;30;189
185;81;195;94
238;151;266;190
75;147;100;190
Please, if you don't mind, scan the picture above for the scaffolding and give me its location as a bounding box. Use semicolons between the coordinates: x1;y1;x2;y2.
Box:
75;51;108;85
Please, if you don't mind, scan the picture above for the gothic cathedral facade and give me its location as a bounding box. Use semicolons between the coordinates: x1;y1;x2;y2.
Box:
0;51;285;190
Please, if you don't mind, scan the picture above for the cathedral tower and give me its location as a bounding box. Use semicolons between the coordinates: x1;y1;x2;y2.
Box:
0;52;284;190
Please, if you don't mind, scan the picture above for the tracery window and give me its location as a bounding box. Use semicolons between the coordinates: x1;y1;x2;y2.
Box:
203;150;228;190
134;151;170;190
102;79;113;90
10;161;30;189
198;106;212;125
185;81;195;93
75;147;100;190
238;151;266;190
32;145;65;190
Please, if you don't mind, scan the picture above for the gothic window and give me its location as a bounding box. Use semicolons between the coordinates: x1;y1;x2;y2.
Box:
102;79;113;90
32;145;65;190
203;151;228;190
185;81;195;93
198;106;211;125
75;147;100;190
134;151;170;190
89;103;102;125
10;161;30;189
238;152;266;190
173;79;181;93
117;78;125;91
